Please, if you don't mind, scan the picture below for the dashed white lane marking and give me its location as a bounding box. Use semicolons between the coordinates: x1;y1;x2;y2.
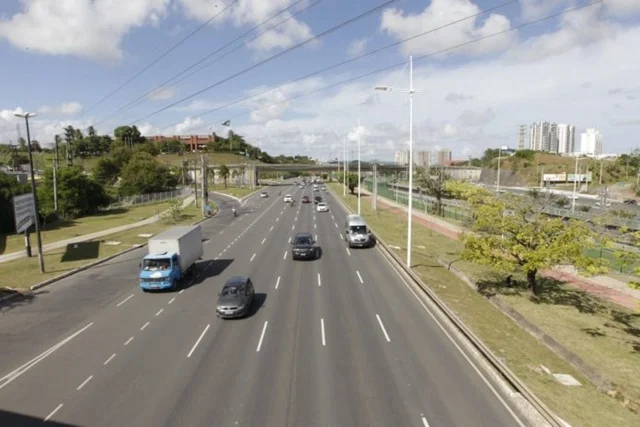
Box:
421;415;431;427
44;403;64;422
116;294;134;307
275;276;281;290
141;322;150;331
261;237;266;244
295;216;298;221
104;353;116;365
356;270;363;283
314;223;317;229
283;251;288;260
250;253;256;262
187;324;210;358
124;336;134;346
317;273;322;287
276;217;280;222
256;321;268;352
339;234;343;240
315;235;318;241
179;289;185;294
270;226;274;232
155;308;164;316
168;297;175;305
376;314;391;342
334;222;338;228
346;247;351;256
321;318;326;346
76;375;93;391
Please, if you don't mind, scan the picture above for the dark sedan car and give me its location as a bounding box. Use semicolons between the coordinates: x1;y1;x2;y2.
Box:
302;195;310;203
216;276;255;319
291;232;317;260
314;196;322;204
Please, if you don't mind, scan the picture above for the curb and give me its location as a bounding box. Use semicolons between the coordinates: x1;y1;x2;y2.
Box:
0;207;221;298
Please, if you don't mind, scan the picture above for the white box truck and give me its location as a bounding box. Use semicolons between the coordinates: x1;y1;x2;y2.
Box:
139;225;203;292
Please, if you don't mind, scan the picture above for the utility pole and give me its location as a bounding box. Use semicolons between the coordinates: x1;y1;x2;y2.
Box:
372;164;378;210
357;119;361;215
15;112;45;273
201;154;207;217
53;159;58;212
599;160;604;185
193;160;199;208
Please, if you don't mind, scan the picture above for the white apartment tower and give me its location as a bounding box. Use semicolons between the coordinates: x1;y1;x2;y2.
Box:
395;150;409;166
557;124;576;154
580;129;603;156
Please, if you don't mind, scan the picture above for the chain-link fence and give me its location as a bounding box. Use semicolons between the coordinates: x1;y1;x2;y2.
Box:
106;187;192;210
585;247;640;274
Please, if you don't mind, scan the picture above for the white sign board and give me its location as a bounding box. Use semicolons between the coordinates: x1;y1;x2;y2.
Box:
13;193;36;234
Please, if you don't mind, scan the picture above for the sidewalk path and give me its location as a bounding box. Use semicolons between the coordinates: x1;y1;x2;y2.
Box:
0;196;195;265
359;187;640;310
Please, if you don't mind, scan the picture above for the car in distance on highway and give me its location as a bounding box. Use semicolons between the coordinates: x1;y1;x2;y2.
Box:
316;202;328;212
290;232;317;260
314;196;322;204
302;195;310;203
284;194;293;203
216;276;255;319
260;191;268;198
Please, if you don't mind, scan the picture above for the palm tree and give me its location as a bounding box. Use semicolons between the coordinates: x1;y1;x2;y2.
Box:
218;164;230;188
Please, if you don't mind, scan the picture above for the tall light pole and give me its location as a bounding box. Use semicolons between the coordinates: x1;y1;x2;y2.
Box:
571;155;582;214
15;112;45;273
375;55;421;268
357;119;362;215
496;145;508;192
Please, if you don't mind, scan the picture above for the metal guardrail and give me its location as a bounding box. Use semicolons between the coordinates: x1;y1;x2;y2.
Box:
328;186;563;427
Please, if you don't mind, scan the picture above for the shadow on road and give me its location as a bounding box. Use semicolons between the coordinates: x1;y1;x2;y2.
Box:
249;293;267;316
0;289;49;313
188;258;234;288
0;409;80;427
0;233;6;255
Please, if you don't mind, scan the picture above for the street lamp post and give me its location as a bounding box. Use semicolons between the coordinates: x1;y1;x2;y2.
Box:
571;155;588;213
15;112;45;273
375;55;421;268
357;119;362;215
496;145;508;192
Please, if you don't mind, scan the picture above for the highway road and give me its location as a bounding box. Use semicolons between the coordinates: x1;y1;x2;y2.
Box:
0;181;533;427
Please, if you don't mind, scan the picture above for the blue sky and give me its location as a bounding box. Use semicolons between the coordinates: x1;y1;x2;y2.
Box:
1;0;640;161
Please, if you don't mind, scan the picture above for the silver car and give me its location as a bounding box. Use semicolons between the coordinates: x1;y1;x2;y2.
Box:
216;276;255;319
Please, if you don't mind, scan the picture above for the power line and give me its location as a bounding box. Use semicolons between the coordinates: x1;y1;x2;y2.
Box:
129;0;397;125
159;0;518;131
82;0;240;117
94;0;319;127
190;0;603;133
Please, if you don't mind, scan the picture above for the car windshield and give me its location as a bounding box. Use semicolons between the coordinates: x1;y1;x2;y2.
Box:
142;258;171;271
295;236;312;245
221;285;244;296
349;225;367;234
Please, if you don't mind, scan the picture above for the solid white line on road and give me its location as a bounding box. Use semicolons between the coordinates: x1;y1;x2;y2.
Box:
141;322;150;331
76;375;93;391
44;403;63;422
356;270;363;283
376;314;391;342
168;297;175;305
187;324;210;358
346;247;351;256
116;294;134;307
0;322;94;390
103;353;116;366
256;321;268;352
318;273;322;287
179;289;185;294
321;318;326;346
275;276;281;290
124;336;134;346
421;415;431;427
270;226;274;232
250;253;256;262
283;251;288;260
261;237;266;244
155;308;164;316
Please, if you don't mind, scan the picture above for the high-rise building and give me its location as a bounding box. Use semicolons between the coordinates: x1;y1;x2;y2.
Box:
557;124;576;154
530;121;550;151
416;151;431;168
517;125;527;150
394;150;409;165
549;123;559;153
580;128;603;156
435;149;452;166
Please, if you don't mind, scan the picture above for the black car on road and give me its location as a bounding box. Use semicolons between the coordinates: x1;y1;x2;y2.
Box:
314;196;322;204
291;232;317;260
216;276;255;318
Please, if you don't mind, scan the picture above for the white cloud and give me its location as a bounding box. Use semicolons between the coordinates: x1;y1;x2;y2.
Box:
0;108;98;146
520;0;560;20
147;87;176;101
380;0;515;58
172;99;225;112
605;0;640;16
38;102;83;115
179;0;313;52
0;0;170;62
347;37;370;57
175;116;204;134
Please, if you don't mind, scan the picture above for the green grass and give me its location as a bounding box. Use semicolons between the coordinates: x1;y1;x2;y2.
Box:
0;204;200;290
329;183;640;427
0;201;178;256
209;184;264;199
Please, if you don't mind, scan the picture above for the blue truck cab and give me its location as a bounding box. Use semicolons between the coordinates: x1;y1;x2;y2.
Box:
139;252;182;291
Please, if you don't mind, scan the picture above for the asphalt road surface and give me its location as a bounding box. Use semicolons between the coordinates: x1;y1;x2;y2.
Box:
0;182;533;427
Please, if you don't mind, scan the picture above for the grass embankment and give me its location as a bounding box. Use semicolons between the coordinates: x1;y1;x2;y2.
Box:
329;183;639;427
209;184;264;199
0;201;176;256
0;204;202;291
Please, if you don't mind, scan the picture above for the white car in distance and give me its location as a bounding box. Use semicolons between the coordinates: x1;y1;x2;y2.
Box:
284;194;293;203
316;202;328;212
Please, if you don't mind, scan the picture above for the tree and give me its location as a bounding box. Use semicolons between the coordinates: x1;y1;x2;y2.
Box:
0;171;30;233
445;180;491;202
218;164;230;188
38;166;110;219
462;193;607;295
417;166;450;216
346;172;358;194
93;158;120;186
17;137;27;152
30;140;42;152
613;230;640;292
119;152;178;196
114;125;144;146
133;141;159;156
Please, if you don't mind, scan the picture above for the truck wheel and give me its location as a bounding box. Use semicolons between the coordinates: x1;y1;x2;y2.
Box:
171;280;178;292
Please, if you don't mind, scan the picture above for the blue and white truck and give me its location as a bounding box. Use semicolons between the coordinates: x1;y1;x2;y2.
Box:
139;225;203;292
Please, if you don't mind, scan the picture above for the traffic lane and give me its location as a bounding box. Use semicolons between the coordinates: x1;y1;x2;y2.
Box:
0;192;249;376
31;187;290;427
160;197;301;426
325;192;527;426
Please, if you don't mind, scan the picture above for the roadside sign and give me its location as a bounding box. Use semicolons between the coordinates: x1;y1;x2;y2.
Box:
13;193;36;234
